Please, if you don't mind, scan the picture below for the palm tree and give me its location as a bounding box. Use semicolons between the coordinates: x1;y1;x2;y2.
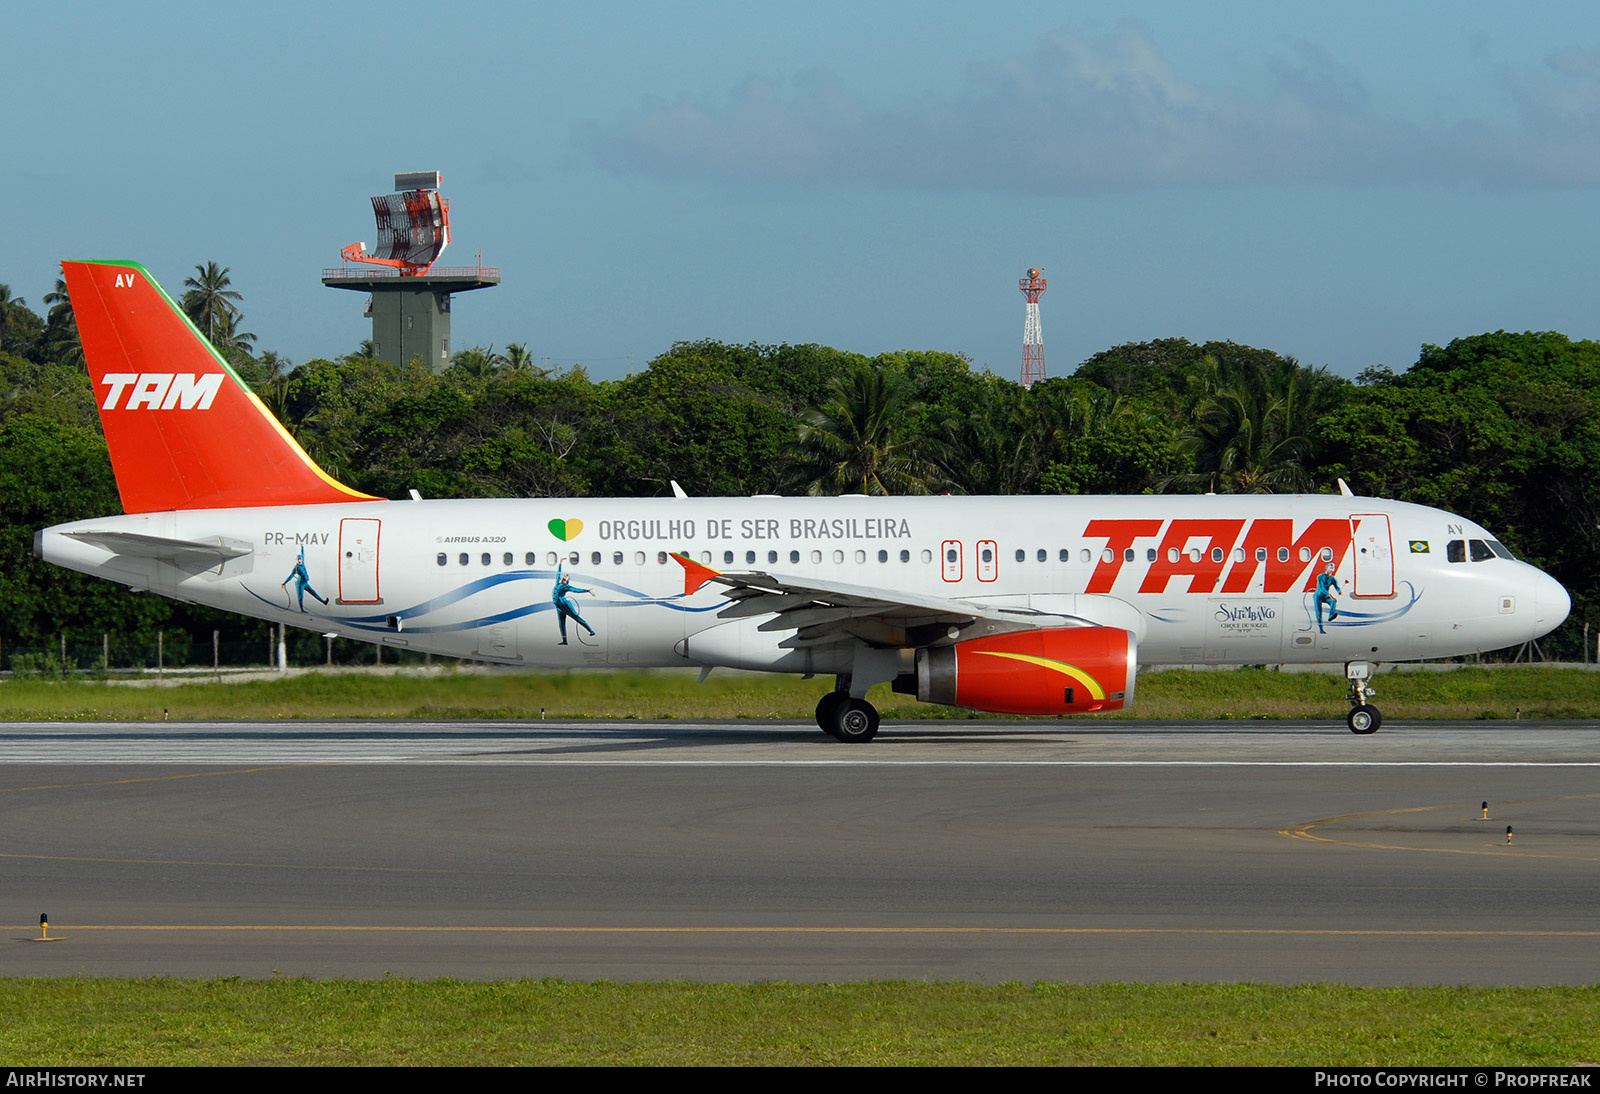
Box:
1163;356;1344;494
182;262;242;342
790;364;941;495
496;342;548;376
210;307;256;361
449;345;500;380
0;283;24;352
42;273;72;327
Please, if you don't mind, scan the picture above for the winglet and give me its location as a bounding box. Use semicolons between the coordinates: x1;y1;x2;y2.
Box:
670;552;721;595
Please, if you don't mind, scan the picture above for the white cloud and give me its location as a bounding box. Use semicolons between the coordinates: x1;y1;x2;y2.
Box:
578;23;1600;193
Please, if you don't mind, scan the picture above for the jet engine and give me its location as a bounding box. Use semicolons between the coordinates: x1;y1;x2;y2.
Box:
915;627;1136;716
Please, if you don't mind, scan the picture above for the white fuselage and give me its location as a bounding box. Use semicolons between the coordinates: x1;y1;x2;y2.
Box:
39;493;1570;674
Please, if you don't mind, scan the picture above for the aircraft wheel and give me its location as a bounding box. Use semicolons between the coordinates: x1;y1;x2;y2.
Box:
832;698;880;743
1347;704;1381;735
816;692;847;739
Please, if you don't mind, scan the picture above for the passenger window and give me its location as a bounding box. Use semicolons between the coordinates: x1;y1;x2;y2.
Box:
481;553;491;566
947;548;958;563
900;550;910;563
547;552;559;566
1101;548;1114;564
791;550;801;564
635;551;645;565
745;550;756;564
1037;549;1046;563
1168;547;1179;563
981;547;994;564
614;552;624;565
879;550;889;563
920;550;932;563
436;553;447;566
855;550;866;564
1016;549;1026;563
657;551;668;564
1470;539;1494;562
1299;547;1311;562
768;550;778;564
592;552;601;565
723;550;734;564
526;552;536;565
1210;547;1223;563
1319;547;1333;562
505;552;514;566
1147;548;1157;562
1256;547;1266;562
1447;540;1466;563
832;550;844;564
1059;549;1069;562
1188;548;1202;563
570;552;581;565
1080;549;1091;563
1123;548;1134;563
459;553;469;566
1277;548;1289;563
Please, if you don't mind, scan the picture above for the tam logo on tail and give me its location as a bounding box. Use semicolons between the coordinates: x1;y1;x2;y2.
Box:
100;373;225;411
63;259;376;513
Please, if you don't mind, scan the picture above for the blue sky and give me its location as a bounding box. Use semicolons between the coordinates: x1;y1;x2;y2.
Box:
9;1;1600;381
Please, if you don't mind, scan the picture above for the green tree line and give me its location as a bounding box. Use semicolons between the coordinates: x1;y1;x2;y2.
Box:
2;264;1595;662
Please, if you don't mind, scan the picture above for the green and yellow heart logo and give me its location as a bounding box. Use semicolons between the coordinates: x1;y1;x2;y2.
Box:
548;518;584;541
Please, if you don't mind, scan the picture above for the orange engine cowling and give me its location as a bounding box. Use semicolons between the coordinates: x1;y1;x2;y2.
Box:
915;627;1136;716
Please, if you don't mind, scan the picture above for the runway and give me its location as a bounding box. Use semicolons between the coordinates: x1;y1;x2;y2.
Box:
2;719;1597;983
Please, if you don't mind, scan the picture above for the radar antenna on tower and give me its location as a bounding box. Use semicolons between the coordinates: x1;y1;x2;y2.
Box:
322;172;500;371
1020;267;1047;387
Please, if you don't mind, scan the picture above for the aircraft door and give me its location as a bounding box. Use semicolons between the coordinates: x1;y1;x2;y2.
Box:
977;540;998;582
1350;514;1395;597
337;517;381;604
941;540;962;582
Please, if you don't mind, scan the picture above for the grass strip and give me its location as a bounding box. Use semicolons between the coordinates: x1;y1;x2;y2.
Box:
1;666;1597;722
0;980;1596;1066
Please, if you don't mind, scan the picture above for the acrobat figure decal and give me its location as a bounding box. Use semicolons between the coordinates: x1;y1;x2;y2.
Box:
552;562;596;645
1314;563;1341;633
282;549;329;613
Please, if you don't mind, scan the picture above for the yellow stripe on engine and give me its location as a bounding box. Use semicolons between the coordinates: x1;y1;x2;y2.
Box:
971;651;1107;701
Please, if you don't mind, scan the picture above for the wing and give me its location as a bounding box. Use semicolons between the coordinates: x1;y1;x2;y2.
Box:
702;569;1095;650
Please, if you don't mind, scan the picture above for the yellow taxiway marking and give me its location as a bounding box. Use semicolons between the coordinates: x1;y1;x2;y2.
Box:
11;925;1600;937
1281;792;1600;860
0;764;328;795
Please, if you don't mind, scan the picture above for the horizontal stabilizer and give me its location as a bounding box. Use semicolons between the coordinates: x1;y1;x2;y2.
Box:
64;530;253;570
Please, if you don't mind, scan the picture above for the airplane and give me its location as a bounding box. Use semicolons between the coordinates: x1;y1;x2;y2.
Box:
35;260;1572;741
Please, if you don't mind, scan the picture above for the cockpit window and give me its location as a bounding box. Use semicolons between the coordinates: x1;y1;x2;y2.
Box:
1469;539;1494;562
1447;540;1466;563
1487;540;1515;560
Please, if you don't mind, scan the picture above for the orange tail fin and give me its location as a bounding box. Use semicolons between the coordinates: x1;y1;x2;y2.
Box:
63;260;376;513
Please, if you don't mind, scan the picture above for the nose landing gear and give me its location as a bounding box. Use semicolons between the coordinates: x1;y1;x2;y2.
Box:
1345;661;1381;734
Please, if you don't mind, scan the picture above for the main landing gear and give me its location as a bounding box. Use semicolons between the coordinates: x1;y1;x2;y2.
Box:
1345;660;1381;735
815;686;880;743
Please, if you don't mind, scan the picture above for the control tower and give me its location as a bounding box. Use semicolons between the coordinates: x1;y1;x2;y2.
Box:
322;171;500;369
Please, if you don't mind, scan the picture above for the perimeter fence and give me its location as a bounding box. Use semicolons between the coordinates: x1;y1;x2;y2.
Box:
0;629;429;678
